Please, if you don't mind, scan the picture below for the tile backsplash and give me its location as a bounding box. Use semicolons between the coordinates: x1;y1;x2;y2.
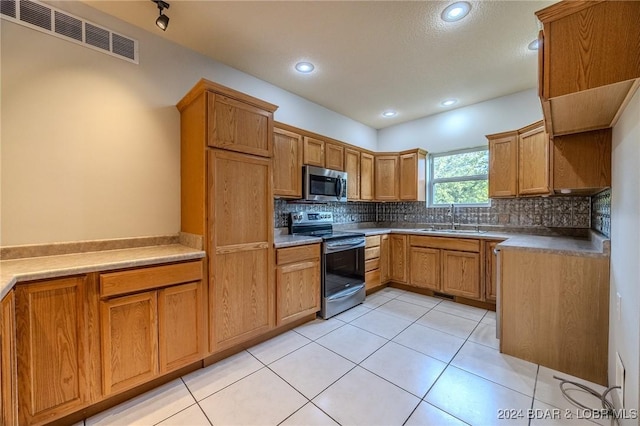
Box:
275;197;591;230
591;189;611;237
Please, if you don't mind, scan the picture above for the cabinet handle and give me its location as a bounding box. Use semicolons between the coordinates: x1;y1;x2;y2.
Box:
493;249;500;255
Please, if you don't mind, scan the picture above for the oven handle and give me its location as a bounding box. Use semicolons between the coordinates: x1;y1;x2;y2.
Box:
327;284;365;301
324;240;365;254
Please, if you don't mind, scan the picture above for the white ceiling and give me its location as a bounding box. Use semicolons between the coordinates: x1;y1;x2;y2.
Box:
85;0;555;129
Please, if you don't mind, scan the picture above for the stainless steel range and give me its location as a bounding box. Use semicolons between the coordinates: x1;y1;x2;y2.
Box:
290;212;366;319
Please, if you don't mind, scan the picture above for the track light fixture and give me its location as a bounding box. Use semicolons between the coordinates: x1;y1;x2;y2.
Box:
151;0;170;31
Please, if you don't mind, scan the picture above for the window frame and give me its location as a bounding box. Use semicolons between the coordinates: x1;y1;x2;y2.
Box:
427;146;491;207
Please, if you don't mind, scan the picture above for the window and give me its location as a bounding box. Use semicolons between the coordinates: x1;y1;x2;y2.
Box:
428;147;489;206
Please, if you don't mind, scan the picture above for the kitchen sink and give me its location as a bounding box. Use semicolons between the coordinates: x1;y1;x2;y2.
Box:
418;229;487;234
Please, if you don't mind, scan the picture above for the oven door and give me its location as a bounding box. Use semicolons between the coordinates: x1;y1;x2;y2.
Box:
304;165;347;202
323;240;365;297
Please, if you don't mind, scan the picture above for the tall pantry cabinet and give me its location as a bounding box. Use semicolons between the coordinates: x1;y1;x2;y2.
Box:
177;79;278;353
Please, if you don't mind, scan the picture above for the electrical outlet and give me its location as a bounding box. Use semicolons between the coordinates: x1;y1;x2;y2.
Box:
616;292;622;321
615;352;625;407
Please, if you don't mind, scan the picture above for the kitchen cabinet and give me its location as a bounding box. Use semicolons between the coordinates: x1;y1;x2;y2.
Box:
344;148;361;200
379;234;390;283
488;131;518;198
275;244;321;325
1;292;17;426
518;122;550;196
484;240;503;302
389;234;407;283
375;154;399;201
399;149;427;201
273;127;303;198
303;136;325;167
408;235;482;301
500;248;609;385
99;261;206;394
178;80;277;354
487;121;549;198
551;128;611;194
365;235;383;291
15;277;88;425
536;1;640;136
360;152;375;201
325;142;344;171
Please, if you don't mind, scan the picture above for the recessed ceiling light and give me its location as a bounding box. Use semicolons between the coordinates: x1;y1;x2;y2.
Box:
441;99;458;107
382;110;397;117
441;2;471;22
295;62;315;73
528;39;539;50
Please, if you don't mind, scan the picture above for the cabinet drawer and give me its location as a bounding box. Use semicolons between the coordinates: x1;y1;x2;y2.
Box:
365;258;380;272
409;236;480;252
100;261;203;298
365;246;381;261
365;235;381;247
276;244;321;265
365;269;381;290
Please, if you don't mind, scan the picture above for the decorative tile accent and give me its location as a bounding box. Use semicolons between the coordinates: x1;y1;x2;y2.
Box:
591;189;611;237
274;200;376;228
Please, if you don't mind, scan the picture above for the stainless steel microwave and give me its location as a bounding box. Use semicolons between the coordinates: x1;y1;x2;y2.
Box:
303;165;348;202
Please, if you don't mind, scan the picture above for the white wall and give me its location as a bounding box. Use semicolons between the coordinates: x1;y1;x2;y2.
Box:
377;89;542;153
609;87;640;420
0;1;376;245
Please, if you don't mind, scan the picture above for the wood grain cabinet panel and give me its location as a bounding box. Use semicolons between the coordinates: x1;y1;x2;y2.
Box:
360;152;375;201
303;137;325;167
380;234;390;283
488;132;518;198
344;148;361;200
325;142;344;171
409;247;440;291
101;292;159;396
273;128;303;198
15;277;88;425
484;241;502;302
208;94;272;158
518;123;550;196
399;150;427;201
442;251;480;299
1;292;17;426
375;155;399;201
158;282;206;373
389;234;407;283
276;244;321;326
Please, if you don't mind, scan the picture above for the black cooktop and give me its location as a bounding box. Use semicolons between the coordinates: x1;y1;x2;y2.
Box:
297;230;365;242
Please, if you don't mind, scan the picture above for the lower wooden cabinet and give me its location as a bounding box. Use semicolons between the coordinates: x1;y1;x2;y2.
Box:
380;234;390;283
389;234;407;283
409;247;440;290
15;277;88;425
365;236;382;291
484;240;503;302
441;251;480;299
275;244;321;325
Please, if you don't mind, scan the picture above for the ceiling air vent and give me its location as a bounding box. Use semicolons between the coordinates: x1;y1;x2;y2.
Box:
1;0;138;64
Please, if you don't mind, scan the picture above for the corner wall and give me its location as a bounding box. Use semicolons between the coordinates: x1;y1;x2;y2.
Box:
609;87;640;421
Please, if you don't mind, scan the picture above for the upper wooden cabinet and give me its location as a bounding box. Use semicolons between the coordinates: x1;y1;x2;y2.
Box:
325;142;344;171
375;154;399;201
399;149;427;201
517;122;550;196
360;152;375;201
487;121;550;198
344;148;361;200
551;128;611;194
273;128;303;198
536;1;640;136
488;131;518;198
303;136;325;167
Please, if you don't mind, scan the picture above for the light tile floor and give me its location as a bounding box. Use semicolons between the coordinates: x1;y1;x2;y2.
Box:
83;288;611;426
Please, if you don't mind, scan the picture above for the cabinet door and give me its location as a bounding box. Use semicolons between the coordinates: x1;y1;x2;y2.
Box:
158;282;206;373
518;125;550;195
375;155;399;201
303;137;325;167
399;151;426;201
380;234;390;283
488;133;518;197
209;150;274;352
15;277;87;425
409;247;440;291
276;259;321;325
360;152;375;201
1;292;17;426
389;234;407;283
101;292;158;395
273;128;303;198
344;148;361;200
325;142;344;171
442;251;480;299
208;93;272;158
485;241;501;302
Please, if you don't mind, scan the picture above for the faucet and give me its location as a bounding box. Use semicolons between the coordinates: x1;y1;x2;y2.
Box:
448;203;457;230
